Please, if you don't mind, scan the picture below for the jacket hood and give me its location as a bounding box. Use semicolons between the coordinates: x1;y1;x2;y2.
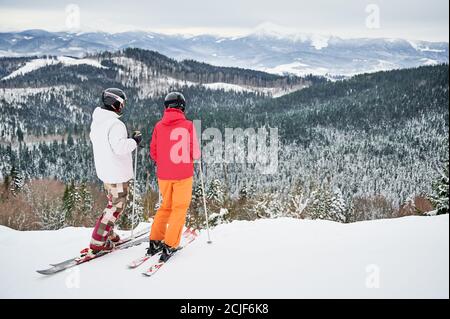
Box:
161;108;186;126
92;107;120;123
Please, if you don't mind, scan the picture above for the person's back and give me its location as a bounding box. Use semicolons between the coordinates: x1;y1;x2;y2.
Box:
150;108;199;180
148;92;200;263
90;107;134;184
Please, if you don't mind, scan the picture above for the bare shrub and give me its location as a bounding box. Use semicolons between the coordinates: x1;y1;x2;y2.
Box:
0;192;38;230
351;195;397;222
0;179;106;230
398;195;434;217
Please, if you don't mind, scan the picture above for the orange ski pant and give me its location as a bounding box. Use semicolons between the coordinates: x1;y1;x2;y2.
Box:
150;177;193;248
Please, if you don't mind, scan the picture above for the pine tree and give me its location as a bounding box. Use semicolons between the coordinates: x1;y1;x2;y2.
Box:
206;179;229;227
187;183;205;230
209;208;231;227
17;127;24;143
305;186;347;223
329;189;347;223
62;181;76;221
251;192;285;219
78;182;93;214
207;179;225;204
428;160;449;215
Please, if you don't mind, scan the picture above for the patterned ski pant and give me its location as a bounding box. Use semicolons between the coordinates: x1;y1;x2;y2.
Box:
90;181;129;249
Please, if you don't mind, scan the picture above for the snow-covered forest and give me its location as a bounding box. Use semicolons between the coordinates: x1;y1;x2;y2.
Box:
0;49;448;230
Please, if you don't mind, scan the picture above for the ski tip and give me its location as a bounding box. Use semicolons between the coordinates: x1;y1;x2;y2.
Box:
128;264;138;269
36;269;55;275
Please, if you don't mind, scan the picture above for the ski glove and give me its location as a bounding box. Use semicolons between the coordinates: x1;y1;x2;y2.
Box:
132;130;143;146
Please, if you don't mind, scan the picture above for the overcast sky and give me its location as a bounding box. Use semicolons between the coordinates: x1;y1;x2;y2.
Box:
0;0;448;41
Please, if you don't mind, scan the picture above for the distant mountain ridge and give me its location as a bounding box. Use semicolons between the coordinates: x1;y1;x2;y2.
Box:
0;29;448;77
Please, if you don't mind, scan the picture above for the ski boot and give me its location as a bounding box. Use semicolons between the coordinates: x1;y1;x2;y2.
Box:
159;243;177;263
89;239;115;255
108;232;121;244
147;240;163;256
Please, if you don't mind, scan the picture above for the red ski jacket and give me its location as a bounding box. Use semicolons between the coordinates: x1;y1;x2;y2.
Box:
150;108;201;180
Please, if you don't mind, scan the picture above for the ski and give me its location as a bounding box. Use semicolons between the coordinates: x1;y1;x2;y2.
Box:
36;227;151;275
142;261;165;277
141;228;198;277
128;227;197;269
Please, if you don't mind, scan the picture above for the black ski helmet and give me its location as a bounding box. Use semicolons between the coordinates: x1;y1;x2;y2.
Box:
164;92;186;112
102;88;127;115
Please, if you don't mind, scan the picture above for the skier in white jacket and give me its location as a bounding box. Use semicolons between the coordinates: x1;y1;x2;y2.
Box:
89;88;142;253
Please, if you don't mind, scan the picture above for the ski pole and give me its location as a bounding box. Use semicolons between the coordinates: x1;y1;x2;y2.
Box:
199;158;212;244
131;148;138;239
156;166;162;206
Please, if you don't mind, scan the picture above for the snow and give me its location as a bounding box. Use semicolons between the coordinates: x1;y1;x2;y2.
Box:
2;57;105;80
310;34;329;50
262;61;329;77
203;82;254;93
408;40;447;53
201;82;306;97
61;47;84;52
57;56;104;68
251;22;330;49
0;215;448;298
421;58;439;66
2;58;56;80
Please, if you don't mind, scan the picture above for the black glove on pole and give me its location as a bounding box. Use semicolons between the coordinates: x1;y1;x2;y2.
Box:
132;130;142;146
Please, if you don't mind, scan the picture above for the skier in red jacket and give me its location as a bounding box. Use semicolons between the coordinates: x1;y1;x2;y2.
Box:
147;92;200;262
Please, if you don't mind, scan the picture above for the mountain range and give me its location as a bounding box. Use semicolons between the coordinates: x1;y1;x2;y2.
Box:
0;28;448;77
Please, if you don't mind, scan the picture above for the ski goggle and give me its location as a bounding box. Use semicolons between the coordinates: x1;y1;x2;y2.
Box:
104;91;126;111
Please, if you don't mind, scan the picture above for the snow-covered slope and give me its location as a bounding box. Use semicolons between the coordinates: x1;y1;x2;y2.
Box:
0;215;448;298
1;56;105;80
201;82;306;97
1;55;304;99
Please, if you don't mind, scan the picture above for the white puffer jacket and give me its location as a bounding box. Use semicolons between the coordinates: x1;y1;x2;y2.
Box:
90;107;137;184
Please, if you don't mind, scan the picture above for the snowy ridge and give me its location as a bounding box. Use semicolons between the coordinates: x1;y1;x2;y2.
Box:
112;56;198;99
251;22;330;50
0;215;448;298
111;57;302;98
202;82;307;97
1;55;300;99
2;56;105;80
0;29;447;77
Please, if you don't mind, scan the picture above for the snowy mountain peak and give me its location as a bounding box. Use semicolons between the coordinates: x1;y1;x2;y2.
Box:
250;22;330;49
252;22;300;38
